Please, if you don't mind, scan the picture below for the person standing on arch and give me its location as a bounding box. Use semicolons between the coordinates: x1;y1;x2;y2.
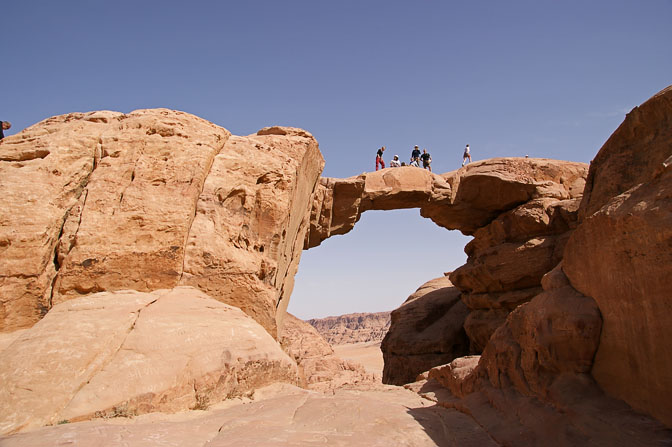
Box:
375;146;386;171
421;148;432;172
462;144;472;166
410;145;421;166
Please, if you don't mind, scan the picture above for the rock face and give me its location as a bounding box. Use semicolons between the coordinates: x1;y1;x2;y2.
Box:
401;85;672;442
381;276;470;385
563;85;672;426
0;110;324;337
306;158;587;249
306;159;588;358
279;313;376;391
0;287;298;435
308;311;391;345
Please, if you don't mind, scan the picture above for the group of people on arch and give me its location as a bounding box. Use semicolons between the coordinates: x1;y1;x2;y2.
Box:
375;144;472;172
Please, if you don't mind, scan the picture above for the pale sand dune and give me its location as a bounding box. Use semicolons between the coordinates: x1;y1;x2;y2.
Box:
333;341;384;375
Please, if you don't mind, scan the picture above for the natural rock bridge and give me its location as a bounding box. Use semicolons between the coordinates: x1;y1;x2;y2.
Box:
1;85;670;440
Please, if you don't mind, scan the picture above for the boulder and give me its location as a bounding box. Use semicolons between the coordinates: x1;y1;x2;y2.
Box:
0;287;298;435
0;110;324;337
381;276;470;385
477;284;602;397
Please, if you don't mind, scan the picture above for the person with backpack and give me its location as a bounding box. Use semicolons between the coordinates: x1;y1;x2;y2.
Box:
0;121;11;140
421;148;432;172
375;146;386;171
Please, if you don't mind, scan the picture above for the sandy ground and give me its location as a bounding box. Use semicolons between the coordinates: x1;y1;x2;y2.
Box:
333;341;384;375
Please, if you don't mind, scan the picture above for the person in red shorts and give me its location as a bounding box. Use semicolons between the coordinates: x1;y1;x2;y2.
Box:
375;146;386;171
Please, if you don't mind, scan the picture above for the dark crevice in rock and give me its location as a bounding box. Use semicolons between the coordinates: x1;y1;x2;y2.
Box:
178;134;229;283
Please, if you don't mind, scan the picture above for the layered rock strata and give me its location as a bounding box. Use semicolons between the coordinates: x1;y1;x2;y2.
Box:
307;159;589;381
0;111;324;337
0;287;299;435
308;311;391;345
279;313;376;391
403;85;672;440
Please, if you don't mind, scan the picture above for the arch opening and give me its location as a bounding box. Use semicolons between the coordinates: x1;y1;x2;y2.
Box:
288;209;471;320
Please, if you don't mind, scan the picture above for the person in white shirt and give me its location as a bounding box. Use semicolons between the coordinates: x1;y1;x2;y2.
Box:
462;144;472;166
390;155;401;167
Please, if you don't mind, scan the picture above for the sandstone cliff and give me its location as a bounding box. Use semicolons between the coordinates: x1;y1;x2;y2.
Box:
307;311;391;345
398;85;672;443
0;110;324;338
1;89;670;443
305;157;589;383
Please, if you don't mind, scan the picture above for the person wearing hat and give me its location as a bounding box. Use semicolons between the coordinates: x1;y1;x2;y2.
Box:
390;154;401;167
410;145;421;166
0;121;11;140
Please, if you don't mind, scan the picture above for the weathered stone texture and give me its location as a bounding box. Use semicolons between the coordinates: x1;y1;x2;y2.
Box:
0;111;324;337
0;287;298;435
280;313;376;391
381;276;470;385
564;89;672;425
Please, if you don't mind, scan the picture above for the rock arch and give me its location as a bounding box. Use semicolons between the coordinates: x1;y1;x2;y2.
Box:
304;158;587;248
303;159;588;383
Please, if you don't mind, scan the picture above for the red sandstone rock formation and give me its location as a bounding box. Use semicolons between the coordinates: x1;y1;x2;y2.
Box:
563;85;672;426
307;311;391;345
381;276;470;385
0;110;324;338
306;159;588;361
402;85;672;442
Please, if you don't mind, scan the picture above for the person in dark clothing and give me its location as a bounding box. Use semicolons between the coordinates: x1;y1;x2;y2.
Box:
375;146;386;171
410;145;421;166
421;148;432;172
0;121;11;140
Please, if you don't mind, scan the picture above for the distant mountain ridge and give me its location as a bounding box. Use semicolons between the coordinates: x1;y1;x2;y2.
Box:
307;312;391;345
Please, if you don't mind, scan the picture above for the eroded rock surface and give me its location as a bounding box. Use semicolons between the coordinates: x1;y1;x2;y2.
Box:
308;311;391;345
0;110;324;337
280;313;376;391
381;276;470;385
401;85;672;442
0;384;499;447
563;85;672;426
307;159;588;356
0;287;298;435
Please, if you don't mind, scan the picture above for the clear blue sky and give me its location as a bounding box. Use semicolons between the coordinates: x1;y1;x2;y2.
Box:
2;1;670;319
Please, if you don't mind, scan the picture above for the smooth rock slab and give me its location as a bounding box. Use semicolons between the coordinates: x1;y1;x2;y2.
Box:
0;287;298;435
0;384;498;447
